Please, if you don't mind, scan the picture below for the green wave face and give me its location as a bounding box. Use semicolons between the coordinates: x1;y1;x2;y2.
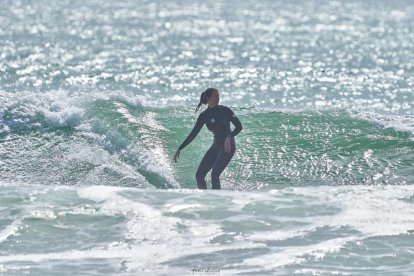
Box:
160;108;414;189
1;97;413;189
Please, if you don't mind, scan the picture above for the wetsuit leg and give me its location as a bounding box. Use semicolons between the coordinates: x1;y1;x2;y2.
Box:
211;139;236;190
195;144;219;189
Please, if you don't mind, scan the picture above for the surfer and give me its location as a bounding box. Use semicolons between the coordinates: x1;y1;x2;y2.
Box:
173;88;243;189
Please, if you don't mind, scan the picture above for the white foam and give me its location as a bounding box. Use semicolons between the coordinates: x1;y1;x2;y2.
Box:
0;89;146;131
28;210;57;219
0;219;22;243
232;185;414;271
74;186;240;272
115;103;166;131
286;185;414;236
242;236;356;269
0;90;84;129
350;110;414;137
0;89;178;188
114;102;178;188
332;186;414;236
64;145;151;187
77;185;126;202
3;185;414;274
165;203;202;213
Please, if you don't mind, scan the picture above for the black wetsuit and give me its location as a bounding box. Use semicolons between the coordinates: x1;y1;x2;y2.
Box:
178;105;243;189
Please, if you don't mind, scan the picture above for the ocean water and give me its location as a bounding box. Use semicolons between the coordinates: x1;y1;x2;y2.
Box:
1;0;414;275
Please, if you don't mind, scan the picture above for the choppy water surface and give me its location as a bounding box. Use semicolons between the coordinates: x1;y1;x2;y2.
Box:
1;0;414;112
1;184;414;275
1;0;414;275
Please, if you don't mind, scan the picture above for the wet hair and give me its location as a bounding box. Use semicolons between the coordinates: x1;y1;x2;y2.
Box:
195;88;218;113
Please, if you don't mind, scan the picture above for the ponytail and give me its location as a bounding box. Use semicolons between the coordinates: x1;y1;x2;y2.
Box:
195;92;208;113
195;88;218;113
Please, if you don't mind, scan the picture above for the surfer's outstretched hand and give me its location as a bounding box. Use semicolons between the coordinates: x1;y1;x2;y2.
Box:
173;149;180;163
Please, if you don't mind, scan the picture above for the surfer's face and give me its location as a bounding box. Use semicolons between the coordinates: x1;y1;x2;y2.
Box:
207;90;219;107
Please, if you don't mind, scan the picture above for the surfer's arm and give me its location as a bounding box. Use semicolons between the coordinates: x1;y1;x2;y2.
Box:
178;113;204;150
229;112;243;137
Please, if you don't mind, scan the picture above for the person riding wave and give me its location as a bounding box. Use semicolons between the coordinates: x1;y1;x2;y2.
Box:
173;88;243;189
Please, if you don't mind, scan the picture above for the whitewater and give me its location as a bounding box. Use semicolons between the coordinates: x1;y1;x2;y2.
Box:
1;0;414;275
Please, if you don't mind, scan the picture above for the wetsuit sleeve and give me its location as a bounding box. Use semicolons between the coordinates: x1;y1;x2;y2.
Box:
227;108;242;137
178;113;204;150
230;112;243;137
